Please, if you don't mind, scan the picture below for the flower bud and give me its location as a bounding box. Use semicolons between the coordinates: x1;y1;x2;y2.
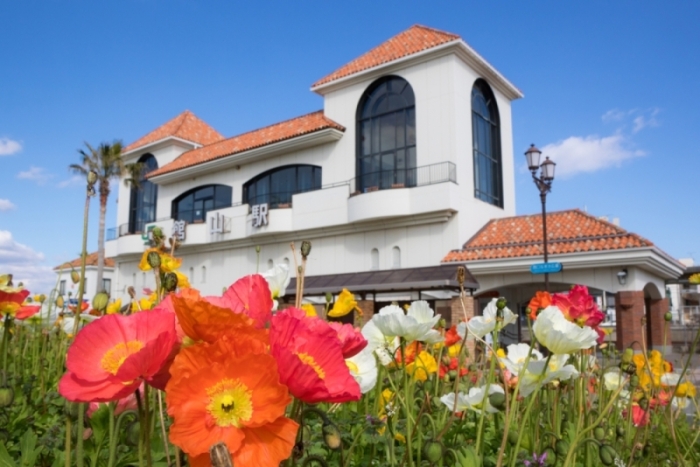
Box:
163;272;178;292
630;375;639;388
615;426;625;437
594;427;606;441
56;296;65;308
125;420;140;446
255;245;261;253
639;398;649;410
621;348;634;364
147;251;161;269
507;430;519;445
598;444;617;466
300;241;312;259
488;392;506;411
422;440;444;463
87;170;98;185
496;297;507;310
209;442;233;467
664;312;672;322
555;440;569;457
325;292;333;303
0;387;14;407
622;362;637;375
322;420;342;450
447;370;458;380
127;286;136;299
92;292;109;312
70;269;80;284
151;226;164;243
456;266;466;286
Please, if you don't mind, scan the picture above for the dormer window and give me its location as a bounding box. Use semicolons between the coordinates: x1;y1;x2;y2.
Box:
472;79;503;207
356;76;416;193
128;154;158;234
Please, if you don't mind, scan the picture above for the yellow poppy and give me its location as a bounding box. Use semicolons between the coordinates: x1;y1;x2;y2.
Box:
138;249;182;273
406;351;438;382
676;382;696;398
301;303;317;317
175;270;190;289
106;298;122;315
328;289;359;317
448;343;462;358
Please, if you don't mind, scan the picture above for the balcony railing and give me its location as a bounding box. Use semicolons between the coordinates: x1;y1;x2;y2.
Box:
107;161;458;236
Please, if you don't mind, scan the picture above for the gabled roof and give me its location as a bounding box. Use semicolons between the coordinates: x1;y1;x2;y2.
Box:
442;209;655;263
148;111;345;178
123;110;225;153
54;252;115;270
312;25;460;88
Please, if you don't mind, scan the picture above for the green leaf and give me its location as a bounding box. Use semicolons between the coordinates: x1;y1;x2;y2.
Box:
0;441;17;467
18;429;41;467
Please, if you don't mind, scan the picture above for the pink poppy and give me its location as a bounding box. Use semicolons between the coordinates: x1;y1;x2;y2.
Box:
270;308;360;403
59;309;178;402
206;274;273;329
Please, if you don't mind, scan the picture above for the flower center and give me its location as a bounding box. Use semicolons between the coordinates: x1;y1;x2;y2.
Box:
296;352;325;379
101;341;144;375
206;378;253;427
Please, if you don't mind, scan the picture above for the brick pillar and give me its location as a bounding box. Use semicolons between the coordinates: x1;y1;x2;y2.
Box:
615;291;645;351
356;299;374;327
647;298;672;353
451;295;476;359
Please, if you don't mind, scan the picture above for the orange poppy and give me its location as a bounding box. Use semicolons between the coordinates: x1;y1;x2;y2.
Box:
527;291;552;320
166;335;297;466
171;288;268;344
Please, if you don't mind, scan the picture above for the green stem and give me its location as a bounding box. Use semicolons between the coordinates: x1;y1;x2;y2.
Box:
144;385;153;467
400;340;413;467
76;403;85;467
64;416;72;467
107;402;117;467
72;189;93;337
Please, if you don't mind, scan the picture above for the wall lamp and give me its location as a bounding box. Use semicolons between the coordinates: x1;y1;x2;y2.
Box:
617;268;628;285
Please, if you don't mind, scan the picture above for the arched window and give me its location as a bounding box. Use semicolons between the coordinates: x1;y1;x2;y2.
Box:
172;184;232;223
392;246;401;269
201;266;206;284
243;165;321;208
357;76;416;193
371;248;379;270
128;154;158;233
472;79;503;207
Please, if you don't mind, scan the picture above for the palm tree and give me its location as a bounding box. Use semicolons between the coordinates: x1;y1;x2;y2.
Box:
70;142;136;293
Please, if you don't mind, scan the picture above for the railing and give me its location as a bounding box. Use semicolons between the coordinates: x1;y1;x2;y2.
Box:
681;305;700;326
245;188;319;209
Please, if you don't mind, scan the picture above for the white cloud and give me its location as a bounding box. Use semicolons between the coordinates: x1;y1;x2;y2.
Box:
57;175;84;188
0;230;56;293
17;166;53;185
0;137;21;156
601;107;660;133
601;109;627;123
540;133;644;179
632;108;660;133
0;199;16;211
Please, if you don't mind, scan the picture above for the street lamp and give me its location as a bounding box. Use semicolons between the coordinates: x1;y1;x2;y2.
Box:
525;144;556;291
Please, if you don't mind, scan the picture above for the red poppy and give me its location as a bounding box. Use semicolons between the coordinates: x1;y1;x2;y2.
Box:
326;321;367;358
0;288;30;317
167;334;297;467
15;304;41;320
439;356;468;378
206;274;273;329
270;308;361;403
59;309;178;402
444;325;461;347
552;285;606;343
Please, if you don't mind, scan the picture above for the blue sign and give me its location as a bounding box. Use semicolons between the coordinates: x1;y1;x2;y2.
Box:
530;262;563;274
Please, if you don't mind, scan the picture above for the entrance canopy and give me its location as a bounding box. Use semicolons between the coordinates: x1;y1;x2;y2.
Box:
286;264;479;297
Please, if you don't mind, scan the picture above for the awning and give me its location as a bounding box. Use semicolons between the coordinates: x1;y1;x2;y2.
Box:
286;264;479;297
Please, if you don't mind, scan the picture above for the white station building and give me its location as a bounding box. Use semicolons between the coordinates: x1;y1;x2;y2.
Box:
105;25;684;351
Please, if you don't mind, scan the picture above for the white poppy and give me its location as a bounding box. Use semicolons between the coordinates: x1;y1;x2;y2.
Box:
603;368;625;391
61;313;100;335
361;319;400;366
346;347;378;393
261;263;290;310
532;306;598;354
500;343;578;397
660;372;681;386
440;384;505;414
370;301;442;344
457;298;517;339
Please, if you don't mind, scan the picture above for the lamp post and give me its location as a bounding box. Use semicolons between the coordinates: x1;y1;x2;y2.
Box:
525;144;556;291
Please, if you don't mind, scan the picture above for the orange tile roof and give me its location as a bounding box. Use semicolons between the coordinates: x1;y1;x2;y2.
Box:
442;209;654;263
124;110;225;153
148;111;345;178
54;252;115;270
313;24;460;88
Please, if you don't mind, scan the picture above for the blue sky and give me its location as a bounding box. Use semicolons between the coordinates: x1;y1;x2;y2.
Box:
1;1;699;292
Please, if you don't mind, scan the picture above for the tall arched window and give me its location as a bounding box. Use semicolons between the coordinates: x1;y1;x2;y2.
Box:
370;248;379;270
357;76;416;192
172;184;232;223
472;79;503;207
243;165;321;208
392;246;401;269
128;154;158;233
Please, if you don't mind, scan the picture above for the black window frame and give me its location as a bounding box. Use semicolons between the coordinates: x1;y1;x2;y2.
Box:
356;76;416;193
472;79;503;207
243;164;322;209
128;154;159;234
172;184;233;223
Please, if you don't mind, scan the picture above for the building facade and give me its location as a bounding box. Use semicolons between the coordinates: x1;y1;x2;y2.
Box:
106;25;522;301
